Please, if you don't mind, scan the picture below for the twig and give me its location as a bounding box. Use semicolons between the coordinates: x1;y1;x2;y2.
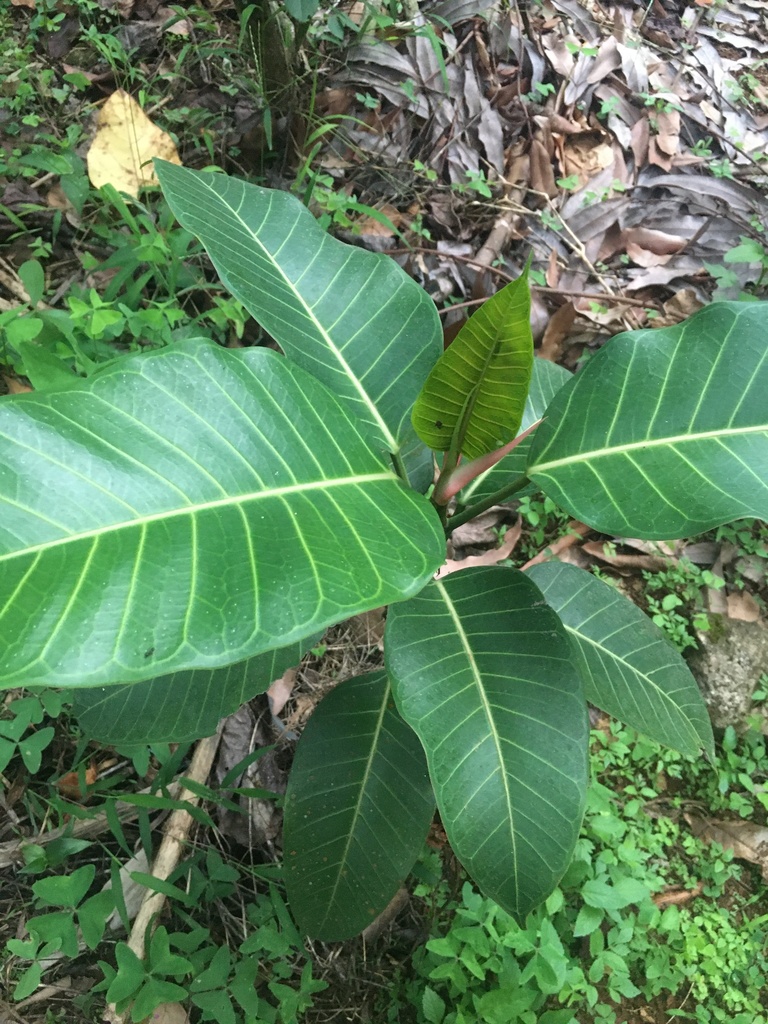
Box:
521;521;591;568
0;784;180;870
125;726;223;961
389;247;659;308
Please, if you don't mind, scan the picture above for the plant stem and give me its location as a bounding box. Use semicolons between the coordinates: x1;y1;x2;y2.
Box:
445;473;530;535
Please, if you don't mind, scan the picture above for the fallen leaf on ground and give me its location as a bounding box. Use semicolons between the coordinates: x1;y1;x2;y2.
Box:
57;764;99;801
727;590;761;622
438;518;522;578
687;816;768;879
539;301;576;361
87;90;181;197
140;1004;189;1024
267;668;297;718
653;883;703;909
451;508;511;549
582;540;670;572
521;521;591;569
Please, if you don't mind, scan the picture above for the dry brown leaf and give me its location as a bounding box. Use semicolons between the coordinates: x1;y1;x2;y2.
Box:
451;508;509;549
539;301;576;362
630;116;650;167
654;110;680;157
625;243;674;268
11;0;36;7
140;1003;189;1024
87;90;181;198
562;134;614;187
686;815;768;879
3;376;33;394
521;521;591;569
57;764;99;801
352;204;402;237
529;138;558;198
438;518;522;578
267;668;297;718
726;590;761;622
581;540;670;572
652;883;703;908
623;227;686;255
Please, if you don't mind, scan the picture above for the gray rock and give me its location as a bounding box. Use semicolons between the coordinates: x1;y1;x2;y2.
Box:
688;618;768;732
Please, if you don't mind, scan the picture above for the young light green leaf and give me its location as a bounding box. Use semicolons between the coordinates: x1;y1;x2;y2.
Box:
459;357;571;506
411;268;533;460
526;562;714;760
72;638;319;744
0;338;443;688
284;671;435;940
154;161;441;459
528;302;768;537
386;566;588;920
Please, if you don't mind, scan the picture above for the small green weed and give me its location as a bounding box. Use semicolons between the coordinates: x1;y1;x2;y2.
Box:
642;559;725;652
384;721;768;1024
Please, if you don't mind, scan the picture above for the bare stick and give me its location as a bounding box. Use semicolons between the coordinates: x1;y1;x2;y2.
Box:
126;726;223;960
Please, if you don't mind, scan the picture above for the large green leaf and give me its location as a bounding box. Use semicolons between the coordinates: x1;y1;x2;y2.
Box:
527;302;768;538
385;566;588;919
154;161;441;460
0;339;443;688
527;563;714;759
283;671;435;940
411;272;533;460
459;358;571;506
72;637;318;744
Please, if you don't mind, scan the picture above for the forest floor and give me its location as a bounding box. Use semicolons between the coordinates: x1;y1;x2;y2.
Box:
1;0;768;1022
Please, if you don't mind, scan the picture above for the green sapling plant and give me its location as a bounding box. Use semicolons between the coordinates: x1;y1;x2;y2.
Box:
0;161;766;944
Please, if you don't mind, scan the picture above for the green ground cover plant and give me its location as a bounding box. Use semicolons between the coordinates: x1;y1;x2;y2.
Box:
383;722;768;1024
1;162;767;1017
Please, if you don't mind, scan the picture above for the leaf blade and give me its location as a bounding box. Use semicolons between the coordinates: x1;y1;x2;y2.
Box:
154;161;441;455
283;671;435;940
0;340;443;688
412;271;534;460
385;566;588;919
72;638;319;744
459;357;571;505
527;562;714;759
527;302;768;537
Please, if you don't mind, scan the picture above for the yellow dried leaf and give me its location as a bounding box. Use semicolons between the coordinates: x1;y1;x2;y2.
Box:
87;90;181;198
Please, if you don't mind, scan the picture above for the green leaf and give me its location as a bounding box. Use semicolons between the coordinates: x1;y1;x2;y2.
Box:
284;671;435;940
411;270;533;460
154;162;441;459
385;566;589;920
526;562;715;759
33;864;95;908
18;260;45;308
12;962;42;1001
459;357;571;505
0;339;443;688
581;877;641;911
131;979;189;1023
148;926;193;977
422;986;446;1024
72;638;317;744
19;726;55;773
527;302;768;537
283;0;320;20
15;341;77;393
573;903;604;937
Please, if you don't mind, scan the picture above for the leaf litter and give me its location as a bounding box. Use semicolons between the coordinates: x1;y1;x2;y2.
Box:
3;1;768;1020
